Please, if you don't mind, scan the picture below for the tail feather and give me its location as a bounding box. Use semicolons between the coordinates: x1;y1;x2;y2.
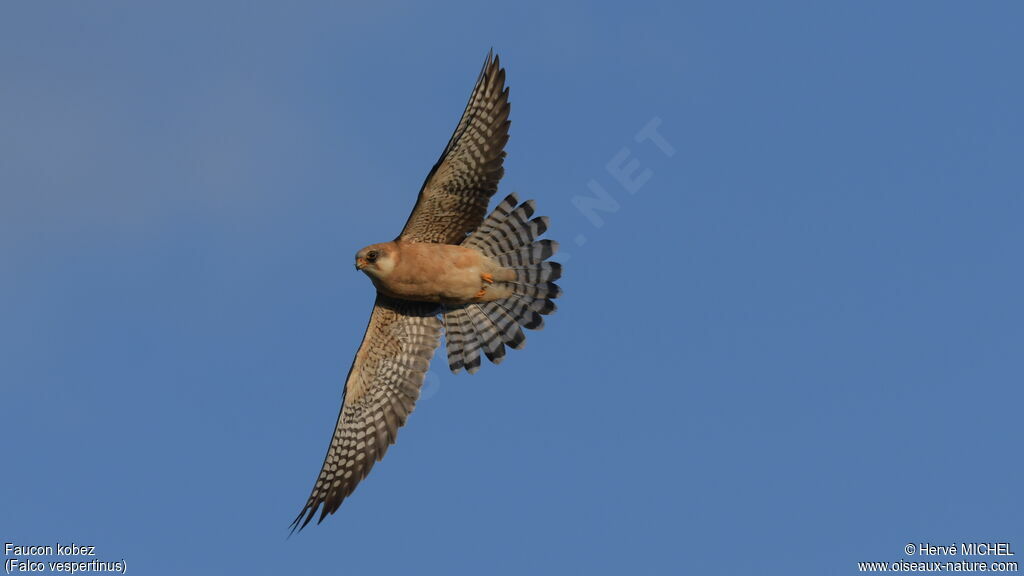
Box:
465;304;506;364
524;296;557;315
458;309;483;374
472;205;541;256
479;301;526;350
495;281;561;300
442;195;560;373
495;296;545;330
444;308;470;373
512;261;562;284
495;240;558;267
464;194;519;249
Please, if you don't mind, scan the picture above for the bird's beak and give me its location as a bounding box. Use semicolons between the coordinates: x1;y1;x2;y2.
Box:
355;257;367;271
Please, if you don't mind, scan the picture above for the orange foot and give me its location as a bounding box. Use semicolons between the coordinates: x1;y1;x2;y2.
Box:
482;273;494;283
475;288;488;299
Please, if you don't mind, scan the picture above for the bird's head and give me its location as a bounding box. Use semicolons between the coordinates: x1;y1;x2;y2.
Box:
355;242;398;278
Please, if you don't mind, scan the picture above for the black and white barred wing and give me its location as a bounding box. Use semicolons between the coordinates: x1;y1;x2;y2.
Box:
291;296;441;531
399;51;511;245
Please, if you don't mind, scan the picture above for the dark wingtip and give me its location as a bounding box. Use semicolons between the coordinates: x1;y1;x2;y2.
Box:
289;505;314;536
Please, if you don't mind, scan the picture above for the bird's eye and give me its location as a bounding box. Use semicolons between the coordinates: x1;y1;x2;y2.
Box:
366;250;379;262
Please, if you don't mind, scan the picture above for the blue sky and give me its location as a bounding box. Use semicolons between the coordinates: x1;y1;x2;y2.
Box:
2;2;1021;574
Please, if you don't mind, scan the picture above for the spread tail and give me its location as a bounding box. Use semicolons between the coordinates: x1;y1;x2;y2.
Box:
443;194;561;373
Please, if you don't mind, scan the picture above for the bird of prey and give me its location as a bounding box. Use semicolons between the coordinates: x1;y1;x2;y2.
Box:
291;51;561;531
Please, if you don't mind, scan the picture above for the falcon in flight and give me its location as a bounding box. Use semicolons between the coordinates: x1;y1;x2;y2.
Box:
291;52;561;531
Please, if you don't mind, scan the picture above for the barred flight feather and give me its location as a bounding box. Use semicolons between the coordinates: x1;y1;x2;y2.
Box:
291;296;441;532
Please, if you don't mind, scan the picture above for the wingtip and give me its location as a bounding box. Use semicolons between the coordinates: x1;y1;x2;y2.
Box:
485;48;504;74
288;500;322;536
481;49;495;77
288;511;306;537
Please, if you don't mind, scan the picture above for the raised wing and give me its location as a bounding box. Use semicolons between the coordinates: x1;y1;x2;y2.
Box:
292;296;442;531
398;51;511;244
